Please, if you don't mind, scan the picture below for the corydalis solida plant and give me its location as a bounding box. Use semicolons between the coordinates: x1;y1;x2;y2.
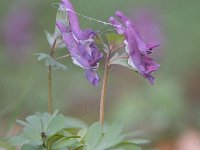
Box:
41;0;160;123
11;0;160;149
57;0;160;85
55;0;160;124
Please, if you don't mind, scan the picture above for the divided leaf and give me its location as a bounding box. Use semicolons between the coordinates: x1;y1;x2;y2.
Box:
46;114;65;136
52;138;78;150
26;115;42;132
96;124;124;150
12;112;143;150
34;53;67;71
110;53;132;70
45;30;66;49
77;128;87;142
85;122;103;150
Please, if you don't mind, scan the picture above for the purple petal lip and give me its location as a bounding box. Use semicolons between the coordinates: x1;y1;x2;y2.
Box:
109;11;160;84
57;0;103;86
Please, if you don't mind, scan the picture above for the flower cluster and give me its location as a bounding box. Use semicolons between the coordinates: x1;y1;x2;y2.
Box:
56;0;103;86
56;0;160;85
109;11;160;84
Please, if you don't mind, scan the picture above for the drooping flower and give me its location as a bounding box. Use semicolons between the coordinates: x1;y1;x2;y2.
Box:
109;11;160;84
56;0;103;86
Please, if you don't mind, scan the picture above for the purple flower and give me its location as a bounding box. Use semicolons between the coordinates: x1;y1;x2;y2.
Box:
109;11;160;84
57;0;103;86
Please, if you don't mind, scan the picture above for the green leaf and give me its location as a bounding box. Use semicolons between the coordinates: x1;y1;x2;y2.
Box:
44;30;66;49
45;57;67;71
52;137;78;149
109;53;132;70
85;122;103;150
51;110;59;119
106;33;124;46
34;53;67;71
26;115;42;132
33;53;49;61
45;31;54;48
77;128;87;142
96;124;124;150
16;120;31;128
47;132;80;149
12;111;66;145
37;53;49;61
46;114;65;136
46;134;63;150
23;127;42;145
36;112;51;132
126;139;150;145
35;110;59;132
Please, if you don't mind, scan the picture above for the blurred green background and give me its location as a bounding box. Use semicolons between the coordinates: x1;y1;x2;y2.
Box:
0;0;200;149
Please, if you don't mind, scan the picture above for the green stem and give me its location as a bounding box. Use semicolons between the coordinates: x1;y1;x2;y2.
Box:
48;40;57;114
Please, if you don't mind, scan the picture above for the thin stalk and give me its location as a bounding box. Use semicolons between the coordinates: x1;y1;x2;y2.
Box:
55;54;70;60
111;43;126;53
99;50;111;126
48;39;57;114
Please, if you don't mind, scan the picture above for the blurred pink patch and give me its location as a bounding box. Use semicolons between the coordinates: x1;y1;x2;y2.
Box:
176;129;200;150
4;3;36;64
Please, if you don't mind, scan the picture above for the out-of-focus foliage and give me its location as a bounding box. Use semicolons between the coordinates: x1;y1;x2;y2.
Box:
110;80;186;138
10;111;142;150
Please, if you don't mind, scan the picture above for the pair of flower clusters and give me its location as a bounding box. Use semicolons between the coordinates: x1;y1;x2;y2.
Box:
56;0;160;86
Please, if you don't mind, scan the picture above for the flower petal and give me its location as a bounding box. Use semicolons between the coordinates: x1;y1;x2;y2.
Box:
85;69;100;86
116;11;151;55
110;11;160;84
56;21;90;67
58;0;103;86
109;16;125;34
61;0;81;35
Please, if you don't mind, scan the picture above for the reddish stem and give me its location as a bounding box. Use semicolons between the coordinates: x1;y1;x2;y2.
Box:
48;40;57;114
99;49;111;126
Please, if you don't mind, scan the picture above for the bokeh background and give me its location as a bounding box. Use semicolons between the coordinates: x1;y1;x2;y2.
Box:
1;0;200;149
